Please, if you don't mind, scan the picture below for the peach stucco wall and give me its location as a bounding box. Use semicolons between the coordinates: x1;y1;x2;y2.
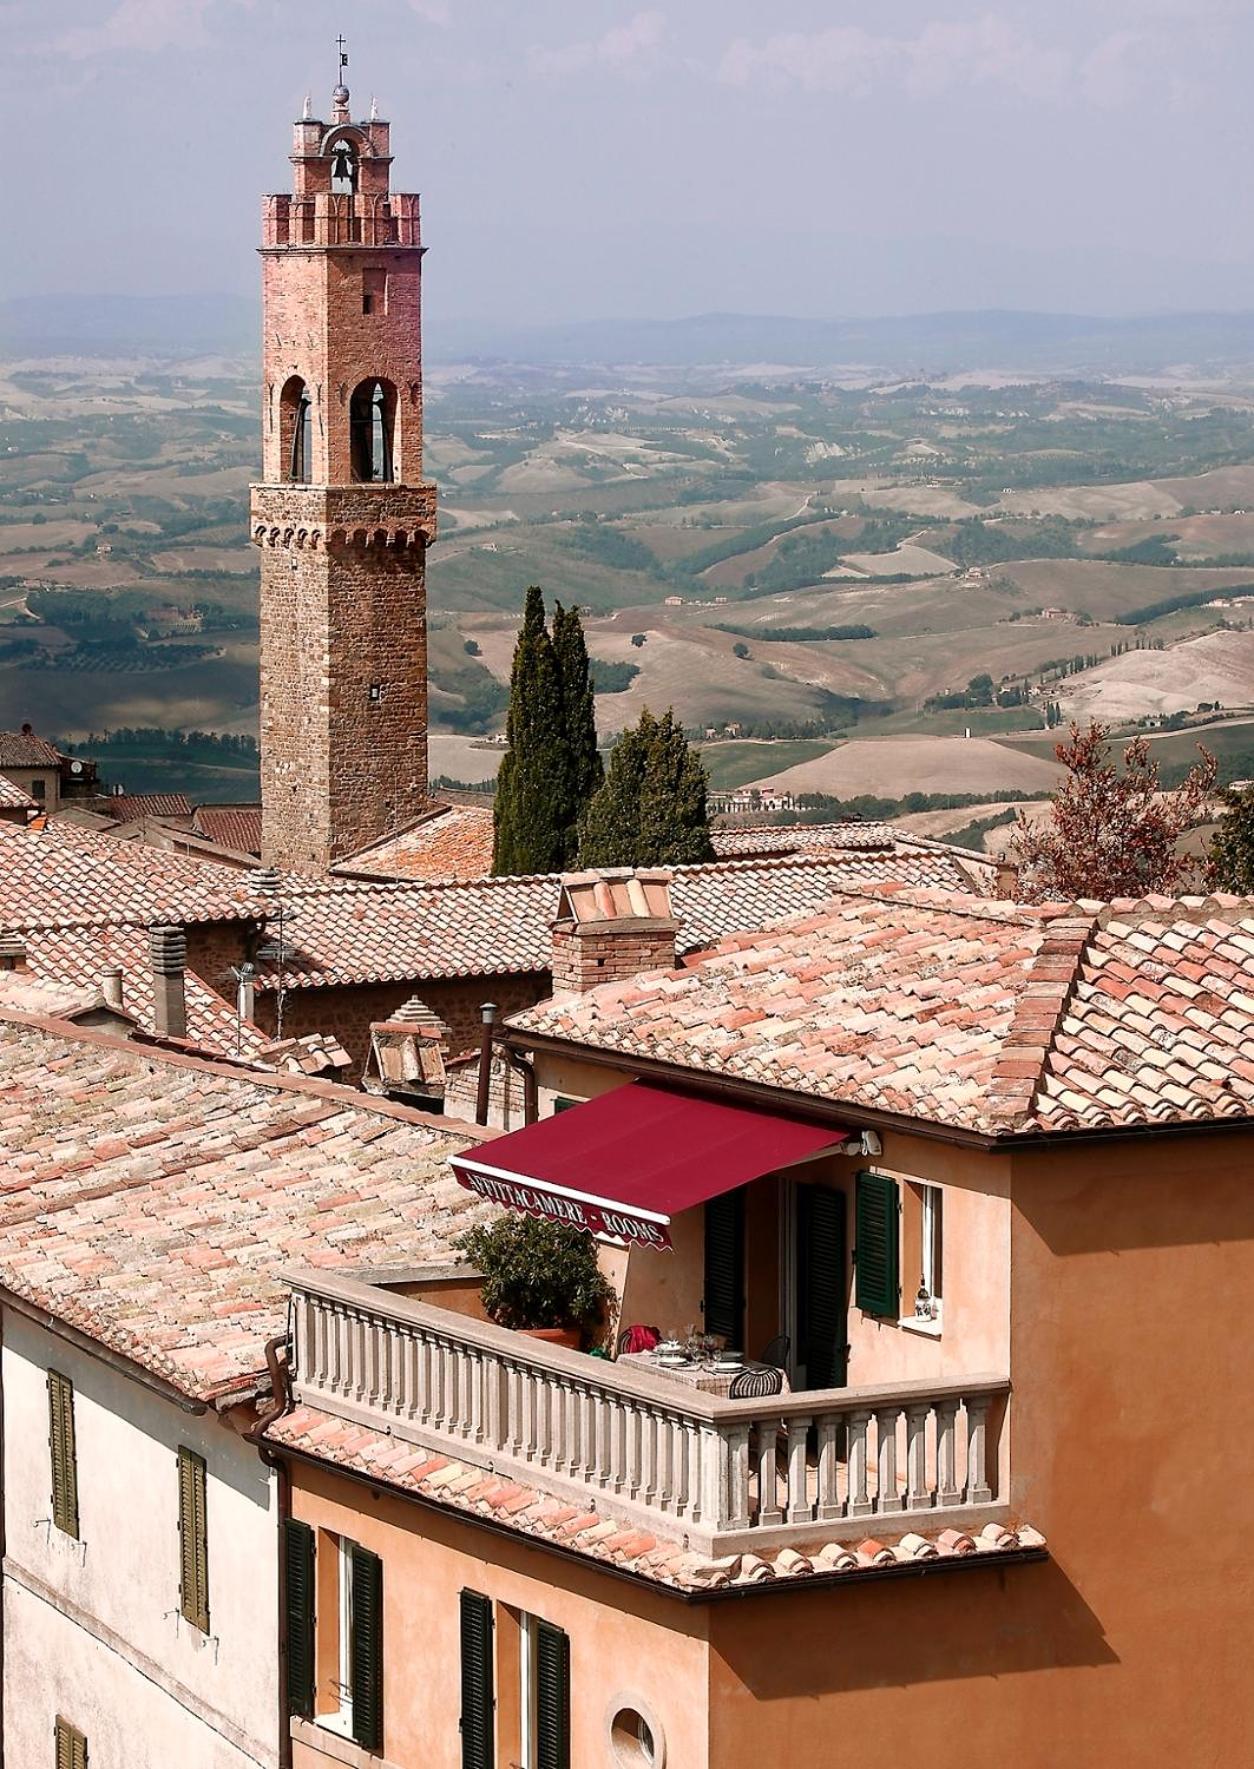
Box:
703;1127;1254;1768
290;1461;710;1769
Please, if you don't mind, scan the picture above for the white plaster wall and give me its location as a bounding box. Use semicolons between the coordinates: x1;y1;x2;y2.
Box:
3;1311;278;1769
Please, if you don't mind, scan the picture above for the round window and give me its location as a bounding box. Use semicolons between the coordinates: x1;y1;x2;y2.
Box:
611;1707;658;1766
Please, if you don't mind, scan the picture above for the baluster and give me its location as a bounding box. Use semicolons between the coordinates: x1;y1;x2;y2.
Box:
786;1415;814;1525
503;1363;521;1458
365;1318;381;1409
327;1305;342;1394
622;1403;639;1499
876;1406;903;1514
847;1409;873;1518
640;1410;659;1506
906;1404;934;1509
403;1332;419;1420
724;1424;751;1531
965;1395;993;1504
757;1418;783;1527
562;1383;580;1477
609;1397;627;1494
936;1399;961;1508
816;1412;843;1521
549;1375;566;1474
579;1389;598;1483
683;1419;701;1521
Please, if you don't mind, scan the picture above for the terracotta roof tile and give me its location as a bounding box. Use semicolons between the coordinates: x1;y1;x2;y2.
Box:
336;803;496;882
0;820;264;929
0;1015;494;1401
0;776;35;812
104;793;193;824
511;887;1254;1137
265;1404;1045;1593
191;805;262;856
0;729;62;767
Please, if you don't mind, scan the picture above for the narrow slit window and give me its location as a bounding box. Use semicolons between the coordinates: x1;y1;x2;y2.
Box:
48;1370;79;1539
362;269;388;316
177;1446;209;1633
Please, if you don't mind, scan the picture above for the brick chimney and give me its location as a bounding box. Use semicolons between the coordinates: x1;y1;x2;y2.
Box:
551;869;679;994
100;965;124;1010
149;923;188;1040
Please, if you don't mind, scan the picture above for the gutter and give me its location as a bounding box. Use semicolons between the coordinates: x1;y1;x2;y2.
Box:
503;1029;1254;1153
0;1290;207;1415
247;1333;295;1769
258;1436;1047;1605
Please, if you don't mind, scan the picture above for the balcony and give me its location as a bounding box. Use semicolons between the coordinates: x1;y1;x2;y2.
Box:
288;1270;1010;1556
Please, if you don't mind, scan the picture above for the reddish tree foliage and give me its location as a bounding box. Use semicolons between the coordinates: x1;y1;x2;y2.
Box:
1012;720;1216;902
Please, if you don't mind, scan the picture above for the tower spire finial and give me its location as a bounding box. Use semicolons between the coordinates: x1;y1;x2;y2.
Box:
332;34;350;118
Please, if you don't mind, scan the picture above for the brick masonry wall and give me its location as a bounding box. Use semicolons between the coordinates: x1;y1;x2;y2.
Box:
551;922;678;993
252;970;550;1076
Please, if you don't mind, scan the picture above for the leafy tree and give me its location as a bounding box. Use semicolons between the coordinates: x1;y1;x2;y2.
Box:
551;600;603;866
492;586;568;875
1012;720;1216;902
1208;784;1254;893
578;707;714;868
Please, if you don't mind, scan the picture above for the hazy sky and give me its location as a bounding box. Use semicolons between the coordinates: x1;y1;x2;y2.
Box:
8;0;1254;324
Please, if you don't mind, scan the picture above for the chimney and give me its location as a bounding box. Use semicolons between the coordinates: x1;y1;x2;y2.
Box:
551;870;679;994
100;965;124;1010
149;923;187;1040
994;860;1021;899
0;933;27;971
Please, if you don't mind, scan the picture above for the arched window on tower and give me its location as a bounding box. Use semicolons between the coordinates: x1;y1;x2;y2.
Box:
329;138;358;195
280;376;313;483
350;379;396;483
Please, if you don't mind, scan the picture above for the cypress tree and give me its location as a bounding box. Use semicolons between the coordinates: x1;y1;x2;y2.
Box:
492;586;568;875
1208;783;1254;893
551;601;603;865
578;707;714;869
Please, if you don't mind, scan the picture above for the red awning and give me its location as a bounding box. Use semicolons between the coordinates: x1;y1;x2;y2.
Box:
450;1081;849;1251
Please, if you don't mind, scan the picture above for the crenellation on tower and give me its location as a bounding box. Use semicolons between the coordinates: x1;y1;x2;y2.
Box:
251;80;435;875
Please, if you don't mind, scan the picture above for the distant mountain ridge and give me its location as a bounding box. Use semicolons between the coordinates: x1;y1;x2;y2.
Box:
4;295;1254;375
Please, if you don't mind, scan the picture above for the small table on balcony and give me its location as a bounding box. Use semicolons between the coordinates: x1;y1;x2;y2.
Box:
617;1349;791;1398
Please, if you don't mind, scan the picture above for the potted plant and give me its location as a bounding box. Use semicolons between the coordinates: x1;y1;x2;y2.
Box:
454;1215;616;1349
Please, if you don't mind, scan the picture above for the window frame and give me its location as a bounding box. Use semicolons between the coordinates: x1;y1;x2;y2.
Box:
47;1369;79;1540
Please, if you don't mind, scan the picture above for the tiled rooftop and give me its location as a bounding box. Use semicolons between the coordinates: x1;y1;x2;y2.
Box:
261;848;995;993
509;886;1254;1137
0;1013;492;1402
266;1404;1045;1594
336;803;495;882
192;804;262;857
0;819;265;929
12;924;268;1058
104;792;193;824
0;775;35;812
0;728;62;768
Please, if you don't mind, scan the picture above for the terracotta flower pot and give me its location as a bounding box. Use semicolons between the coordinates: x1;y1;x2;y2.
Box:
519;1325;581;1350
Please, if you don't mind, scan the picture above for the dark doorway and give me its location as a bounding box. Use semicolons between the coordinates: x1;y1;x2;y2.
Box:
349;379;395;483
794;1184;848;1389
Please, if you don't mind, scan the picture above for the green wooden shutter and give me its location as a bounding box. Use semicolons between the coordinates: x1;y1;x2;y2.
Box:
535;1622;570;1769
47;1371;79;1539
350;1544;384;1752
284;1519;316;1719
703;1187;746;1346
798;1186;848;1389
459;1589;494;1769
177;1447;210;1633
854;1171;899;1317
55;1718;87;1769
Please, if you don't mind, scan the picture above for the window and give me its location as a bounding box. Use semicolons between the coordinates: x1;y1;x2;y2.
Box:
320;1535;383;1752
177;1446;209;1633
54;1718;87;1769
511;1612;570;1769
330;138;358;194
362;269;388;315
31;778;45;801
47;1371;78;1539
854;1170;899;1318
611;1706;660;1767
349;379;396;483
368;683;383;705
902;1182;944;1327
281;376;312;483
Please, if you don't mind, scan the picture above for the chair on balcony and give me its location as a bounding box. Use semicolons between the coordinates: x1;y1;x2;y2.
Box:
616;1324;661;1356
727;1364;785;1400
757;1333;790;1370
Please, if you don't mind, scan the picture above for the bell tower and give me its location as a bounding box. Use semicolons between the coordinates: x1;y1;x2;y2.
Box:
251;74;436;873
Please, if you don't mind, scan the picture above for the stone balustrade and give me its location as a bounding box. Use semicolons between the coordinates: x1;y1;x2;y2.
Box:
287;1270;1011;1554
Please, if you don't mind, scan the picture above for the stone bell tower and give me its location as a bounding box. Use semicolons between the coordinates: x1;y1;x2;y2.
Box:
251;77;435;873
